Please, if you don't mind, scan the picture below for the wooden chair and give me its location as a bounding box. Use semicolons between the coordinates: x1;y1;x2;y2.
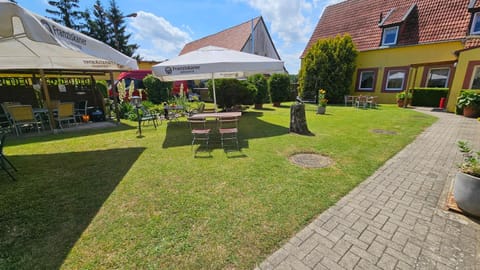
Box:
366;96;378;109
218;116;239;150
0;132;17;180
188;117;211;153
55;102;76;129
355;95;368;109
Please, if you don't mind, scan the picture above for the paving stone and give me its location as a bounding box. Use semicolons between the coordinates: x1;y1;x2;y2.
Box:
376;252;398;270
339;250;361;269
259;110;480;270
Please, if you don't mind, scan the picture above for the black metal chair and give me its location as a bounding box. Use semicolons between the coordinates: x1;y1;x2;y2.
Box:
1;133;17;180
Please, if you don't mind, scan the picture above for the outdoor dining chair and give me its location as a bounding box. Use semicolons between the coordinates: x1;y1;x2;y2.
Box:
218;116;239;150
188;117;211;152
140;107;160;128
344;95;355;106
7;105;42;135
355;95;368;109
55;102;76;129
366;96;378;109
0;132;17;180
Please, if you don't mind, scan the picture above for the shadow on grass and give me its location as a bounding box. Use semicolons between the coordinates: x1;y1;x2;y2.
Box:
5;122;135;146
0;147;145;269
162;111;289;148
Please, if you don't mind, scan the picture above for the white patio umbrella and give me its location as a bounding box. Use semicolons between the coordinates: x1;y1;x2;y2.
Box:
152;46;285;111
0;1;138;71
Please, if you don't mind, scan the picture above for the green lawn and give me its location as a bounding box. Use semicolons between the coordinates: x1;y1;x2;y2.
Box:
0;104;436;269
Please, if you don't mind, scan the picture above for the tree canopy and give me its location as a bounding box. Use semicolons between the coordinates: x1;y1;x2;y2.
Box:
298;34;357;104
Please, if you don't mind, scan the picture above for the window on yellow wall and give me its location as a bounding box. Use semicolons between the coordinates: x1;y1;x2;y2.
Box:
385;70;406;91
356;69;377;92
471;12;480;35
426;68;450;88
471;66;480;89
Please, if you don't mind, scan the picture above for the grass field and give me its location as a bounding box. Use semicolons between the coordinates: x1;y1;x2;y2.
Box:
0;103;436;269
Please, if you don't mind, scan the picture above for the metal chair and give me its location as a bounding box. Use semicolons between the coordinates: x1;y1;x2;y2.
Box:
140;107;160;128
55;102;76;129
366;96;378;109
218;116;239;150
188;117;211;152
344;95;355;106
7;105;42;135
355;95;368;109
0;133;17;180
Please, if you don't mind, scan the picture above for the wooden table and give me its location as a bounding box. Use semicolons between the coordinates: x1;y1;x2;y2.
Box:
188;112;241;119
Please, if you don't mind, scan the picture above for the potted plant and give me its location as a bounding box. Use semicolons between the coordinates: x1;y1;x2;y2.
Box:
456;90;480;118
453;141;480;217
395;91;412;107
317;89;328;114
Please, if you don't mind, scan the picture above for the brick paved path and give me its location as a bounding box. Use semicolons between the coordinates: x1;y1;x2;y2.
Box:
257;108;480;270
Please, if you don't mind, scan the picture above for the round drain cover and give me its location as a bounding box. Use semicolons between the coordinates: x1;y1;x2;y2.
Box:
289;153;332;168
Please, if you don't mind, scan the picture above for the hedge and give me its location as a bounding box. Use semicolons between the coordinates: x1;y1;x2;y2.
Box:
411;88;448;107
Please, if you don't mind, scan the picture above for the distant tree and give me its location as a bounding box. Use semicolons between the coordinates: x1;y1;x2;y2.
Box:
298;34;357;104
9;0;17;3
106;0;138;57
82;0;109;43
46;0;83;31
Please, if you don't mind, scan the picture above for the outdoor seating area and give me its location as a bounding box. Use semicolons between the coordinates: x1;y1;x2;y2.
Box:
344;95;378;109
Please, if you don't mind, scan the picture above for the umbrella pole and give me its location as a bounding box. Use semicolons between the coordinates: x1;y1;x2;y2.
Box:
212;74;217;112
40;69;55;132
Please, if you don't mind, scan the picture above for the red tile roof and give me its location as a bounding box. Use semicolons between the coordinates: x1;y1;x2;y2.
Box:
379;4;416;26
180;17;261;55
302;0;473;57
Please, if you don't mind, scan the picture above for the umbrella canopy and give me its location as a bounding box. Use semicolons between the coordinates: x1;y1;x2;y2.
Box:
0;1;138;71
152;46;284;110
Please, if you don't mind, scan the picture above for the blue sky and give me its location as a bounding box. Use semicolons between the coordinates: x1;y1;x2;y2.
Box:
16;0;345;74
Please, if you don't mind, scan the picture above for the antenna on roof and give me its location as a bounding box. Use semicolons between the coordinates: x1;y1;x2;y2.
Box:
251;18;255;54
379;12;383;24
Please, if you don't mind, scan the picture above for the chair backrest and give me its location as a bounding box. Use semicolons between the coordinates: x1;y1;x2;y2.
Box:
75;100;88;112
47;100;60;110
57;102;75;117
188;117;207;130
8;105;35;122
219;117;238;130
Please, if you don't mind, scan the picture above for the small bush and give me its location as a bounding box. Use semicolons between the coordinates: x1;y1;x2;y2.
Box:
248;74;269;104
208;79;253;110
143;75;171;104
269;73;290;104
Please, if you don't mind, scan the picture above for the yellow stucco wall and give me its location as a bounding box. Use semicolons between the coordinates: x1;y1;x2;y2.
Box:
353;41;463;104
447;47;480;112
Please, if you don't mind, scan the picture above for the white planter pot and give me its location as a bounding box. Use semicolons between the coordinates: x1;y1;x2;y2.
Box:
317;106;326;114
453;172;480;217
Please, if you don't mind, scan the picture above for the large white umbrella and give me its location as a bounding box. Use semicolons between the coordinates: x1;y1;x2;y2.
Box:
152;46;285;111
0;1;138;71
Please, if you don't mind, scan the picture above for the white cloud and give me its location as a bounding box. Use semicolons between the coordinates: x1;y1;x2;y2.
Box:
241;0;314;45
128;11;192;60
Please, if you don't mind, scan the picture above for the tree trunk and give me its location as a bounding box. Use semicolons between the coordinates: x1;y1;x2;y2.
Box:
290;104;312;135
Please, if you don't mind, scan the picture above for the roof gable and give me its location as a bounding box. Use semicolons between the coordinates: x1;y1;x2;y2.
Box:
180;17;261;55
302;0;473;57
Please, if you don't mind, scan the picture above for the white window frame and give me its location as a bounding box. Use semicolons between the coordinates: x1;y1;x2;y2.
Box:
358;71;375;91
385;70;406;91
426;67;451;88
471;12;480;35
471;65;480;89
382;26;399;46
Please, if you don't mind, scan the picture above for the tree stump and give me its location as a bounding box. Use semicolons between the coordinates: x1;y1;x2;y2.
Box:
290;104;312;135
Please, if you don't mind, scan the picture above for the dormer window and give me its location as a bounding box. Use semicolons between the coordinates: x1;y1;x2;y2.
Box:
382;26;399;46
471;12;480;35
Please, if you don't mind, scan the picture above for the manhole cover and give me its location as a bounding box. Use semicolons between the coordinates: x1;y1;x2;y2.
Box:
371;129;398;135
289;153;332;168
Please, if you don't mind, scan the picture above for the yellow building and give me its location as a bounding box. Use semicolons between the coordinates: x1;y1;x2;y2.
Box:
303;0;480;111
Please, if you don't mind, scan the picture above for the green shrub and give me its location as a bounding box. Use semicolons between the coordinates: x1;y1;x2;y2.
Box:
269;73;290;104
143;75;171;104
410;88;448;107
96;80;108;98
298;34;357;104
248;74;269;104
208;79;253;110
